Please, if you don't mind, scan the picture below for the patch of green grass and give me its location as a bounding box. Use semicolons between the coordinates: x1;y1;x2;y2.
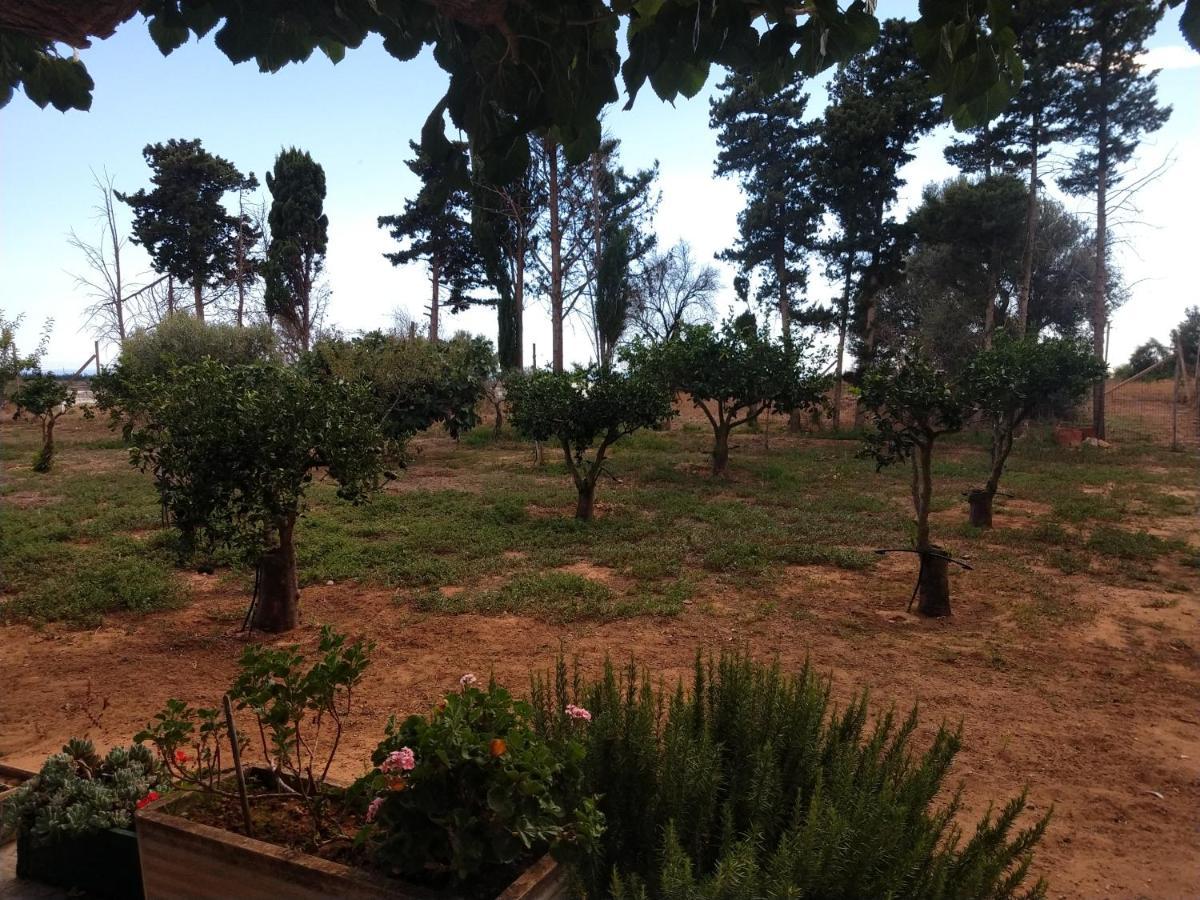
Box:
1044;548;1090;575
1;541;185;626
1085;526;1181;561
774;544;877;571
1051;494;1125;523
1012;590;1094;630
415;571;682;622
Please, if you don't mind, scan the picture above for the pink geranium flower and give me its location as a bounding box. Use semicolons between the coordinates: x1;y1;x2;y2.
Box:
565;704;592;722
366;796;384;823
381;747;416;774
460;672;478;688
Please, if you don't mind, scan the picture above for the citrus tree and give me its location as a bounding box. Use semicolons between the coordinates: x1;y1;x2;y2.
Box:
964;335;1105;526
9;372;75;473
625;320;829;475
859;350;968;617
306;330;496;455
507;365;673;520
127;359;385;632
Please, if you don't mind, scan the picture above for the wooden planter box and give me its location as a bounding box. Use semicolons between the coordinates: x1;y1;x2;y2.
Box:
16;825;143;899
136;791;569;900
0;763;35;846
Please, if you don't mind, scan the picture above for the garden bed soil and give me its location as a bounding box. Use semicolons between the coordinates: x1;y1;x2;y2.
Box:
137;782;564;900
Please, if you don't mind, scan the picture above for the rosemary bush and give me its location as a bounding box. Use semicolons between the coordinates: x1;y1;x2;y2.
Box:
533;654;1048;899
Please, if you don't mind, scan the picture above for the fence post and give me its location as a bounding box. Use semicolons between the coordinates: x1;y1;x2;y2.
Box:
1171;367;1179;451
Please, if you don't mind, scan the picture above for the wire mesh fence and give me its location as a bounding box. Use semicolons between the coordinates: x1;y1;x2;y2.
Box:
1073;376;1200;449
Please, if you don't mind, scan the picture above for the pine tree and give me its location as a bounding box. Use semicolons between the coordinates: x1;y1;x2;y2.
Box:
907;175;1029;350
813;20;937;428
1058;0;1171;438
944;0;1077;334
264;148;328;352
379;140;486;342
118;138;254;322
709;71;822;345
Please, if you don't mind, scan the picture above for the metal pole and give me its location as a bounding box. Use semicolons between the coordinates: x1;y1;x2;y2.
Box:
94;341;100;376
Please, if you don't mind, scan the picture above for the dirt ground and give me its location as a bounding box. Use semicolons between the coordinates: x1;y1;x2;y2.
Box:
1;412;1198;898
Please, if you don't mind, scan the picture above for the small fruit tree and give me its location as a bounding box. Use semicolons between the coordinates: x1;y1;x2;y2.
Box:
9;372;75;473
625;320;829;475
306;330;495;454
507;364;673;520
859;349;968;617
127;359;385;632
964;335;1105;526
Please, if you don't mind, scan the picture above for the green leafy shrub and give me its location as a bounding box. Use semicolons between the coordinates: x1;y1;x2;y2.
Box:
353;677;602;892
533;654;1048;899
93;314;276;429
136;626;371;825
2;739;168;846
306;330;495;458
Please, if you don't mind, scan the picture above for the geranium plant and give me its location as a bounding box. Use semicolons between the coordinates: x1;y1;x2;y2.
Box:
353;675;603;889
135;626;372;834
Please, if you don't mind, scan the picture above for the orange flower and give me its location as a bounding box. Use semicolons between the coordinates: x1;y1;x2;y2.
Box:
490;738;507;758
387;777;407;792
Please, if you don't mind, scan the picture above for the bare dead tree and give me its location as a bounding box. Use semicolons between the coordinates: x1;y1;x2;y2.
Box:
68;169;139;343
629;240;720;343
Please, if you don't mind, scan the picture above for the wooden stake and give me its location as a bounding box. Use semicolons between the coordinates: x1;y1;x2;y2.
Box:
223;694;254;838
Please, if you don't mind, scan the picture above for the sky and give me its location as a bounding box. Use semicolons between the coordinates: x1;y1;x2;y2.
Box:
1;5;1196;373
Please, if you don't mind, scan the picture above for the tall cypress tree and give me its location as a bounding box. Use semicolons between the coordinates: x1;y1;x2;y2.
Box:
118;138;253;322
813;20;937;428
1058;0;1171;438
709;71;822;345
584;138;658;368
379;140;486;342
264;148;328;352
944;0;1077;334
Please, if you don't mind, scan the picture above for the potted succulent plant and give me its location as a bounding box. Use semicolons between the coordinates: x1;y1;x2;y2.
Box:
133;630;598;900
1;739;167;898
0;762;36;845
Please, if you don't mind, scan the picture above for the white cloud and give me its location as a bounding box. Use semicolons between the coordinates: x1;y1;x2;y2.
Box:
1136;46;1200;70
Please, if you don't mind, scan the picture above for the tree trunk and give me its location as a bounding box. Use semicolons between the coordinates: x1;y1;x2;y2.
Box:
1091;49;1110;440
35;416;55;472
429;257;441;343
711;423;731;476
548;139;564;373
832;266;851;431
167;276;176;314
983;244;1000;349
575;481;596;521
192;281;204;322
252;515;299;633
514;252;525;370
916;550;952;617
1016;117;1039;335
966;489;993;528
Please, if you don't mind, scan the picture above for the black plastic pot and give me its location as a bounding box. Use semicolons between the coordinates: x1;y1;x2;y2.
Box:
16;825;143;899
